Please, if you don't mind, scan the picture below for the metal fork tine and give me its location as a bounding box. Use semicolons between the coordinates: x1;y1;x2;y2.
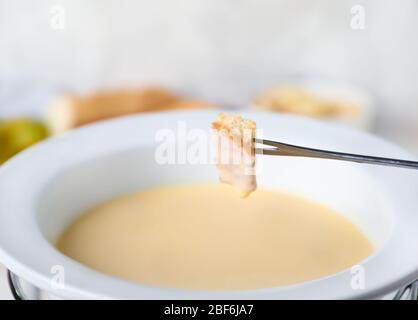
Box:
254;138;282;148
255;148;280;155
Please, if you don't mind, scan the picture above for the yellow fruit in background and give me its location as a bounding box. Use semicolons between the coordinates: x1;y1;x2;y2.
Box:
0;118;49;165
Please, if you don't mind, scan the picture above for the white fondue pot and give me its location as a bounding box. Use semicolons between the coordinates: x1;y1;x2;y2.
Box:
0;110;417;299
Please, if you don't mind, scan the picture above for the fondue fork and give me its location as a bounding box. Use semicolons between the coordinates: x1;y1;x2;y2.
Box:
255;139;418;170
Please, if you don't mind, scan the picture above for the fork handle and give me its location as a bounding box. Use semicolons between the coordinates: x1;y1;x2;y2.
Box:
257;142;418;170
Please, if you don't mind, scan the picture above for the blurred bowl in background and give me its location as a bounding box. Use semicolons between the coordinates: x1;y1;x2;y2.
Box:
252;81;375;131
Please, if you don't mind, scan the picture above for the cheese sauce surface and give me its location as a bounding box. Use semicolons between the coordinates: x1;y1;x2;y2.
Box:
57;184;373;290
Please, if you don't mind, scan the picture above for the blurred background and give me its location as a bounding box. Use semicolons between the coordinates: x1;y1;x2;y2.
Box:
0;0;417;299
1;0;418;153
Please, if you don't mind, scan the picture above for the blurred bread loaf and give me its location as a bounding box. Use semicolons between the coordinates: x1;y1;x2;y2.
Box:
162;99;217;110
46;87;218;134
46;87;178;134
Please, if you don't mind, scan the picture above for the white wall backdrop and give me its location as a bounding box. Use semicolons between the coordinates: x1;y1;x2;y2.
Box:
0;0;417;150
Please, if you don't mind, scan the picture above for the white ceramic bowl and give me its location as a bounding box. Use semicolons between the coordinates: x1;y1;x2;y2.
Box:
0;110;417;299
